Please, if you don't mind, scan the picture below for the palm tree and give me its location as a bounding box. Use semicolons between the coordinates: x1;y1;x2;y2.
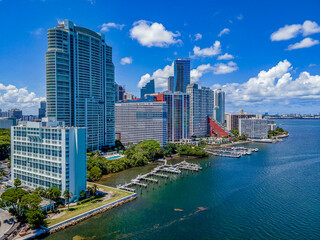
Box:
0;169;7;181
92;184;98;196
45;189;54;211
63;190;73;209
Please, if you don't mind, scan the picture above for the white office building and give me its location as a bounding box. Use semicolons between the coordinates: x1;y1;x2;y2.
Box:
239;118;268;139
115;101;168;146
11;118;86;200
187;83;214;137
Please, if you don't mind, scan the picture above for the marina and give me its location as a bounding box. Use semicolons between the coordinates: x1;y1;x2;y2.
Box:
117;160;202;192
205;146;259;158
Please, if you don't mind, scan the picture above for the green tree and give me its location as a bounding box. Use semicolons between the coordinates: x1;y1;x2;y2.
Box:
14;178;21;188
87;166;102;181
21;192;42;209
0;169;7;181
26;208;46;229
45;186;61;211
0;129;11;160
0;188;29;221
80;190;86;200
63;190;73;209
135;140;163;161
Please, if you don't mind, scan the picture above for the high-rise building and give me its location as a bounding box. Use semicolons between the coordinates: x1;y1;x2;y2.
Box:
168;76;174;92
123;92;136;101
151;92;190;142
213;89;225;124
174;58;190;93
11;118;87;200
115;101;168;146
38;101;46;119
8;109;22;119
115;83;125;102
140;79;155;98
225;110;263;131
187;83;214;137
46;20;115;150
239;118;268;139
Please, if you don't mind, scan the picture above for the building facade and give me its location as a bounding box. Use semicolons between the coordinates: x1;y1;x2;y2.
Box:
140;79;155;98
115;83;125;102
213;89;225;124
11;118;86;200
168;76;174;92
0;118;17;129
46;19;115;150
38;101;46;119
174;58;190;93
152;92;190;142
8;109;22;119
187;83;214;137
226;110;263;131
239;118;268;139
115;101;168;146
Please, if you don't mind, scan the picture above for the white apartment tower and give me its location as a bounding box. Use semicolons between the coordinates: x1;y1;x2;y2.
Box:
46;20;115;150
11;118;86;200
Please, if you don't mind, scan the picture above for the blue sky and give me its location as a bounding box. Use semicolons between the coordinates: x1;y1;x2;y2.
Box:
0;0;320;114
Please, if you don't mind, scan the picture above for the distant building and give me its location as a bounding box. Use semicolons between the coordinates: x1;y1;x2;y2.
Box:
11;118;86;200
123;92;136;101
21;115;39;121
115;83;125;102
174;58;190;93
115;101;168;146
168;76;174;92
46;19;115;150
140;80;155;98
213;89;225;124
0;118;17;129
239;118;268;139
151;92;190;142
226;110;263;131
268;120;276;131
8;109;22;119
187;83;214;137
38;101;46;119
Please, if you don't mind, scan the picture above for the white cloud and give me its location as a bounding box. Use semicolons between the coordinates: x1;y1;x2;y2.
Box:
120;57;133;65
212;61;238;74
271;20;320;41
138;63;174;89
218;28;230;37
302;20;320;36
100;22;125;32
212;60;320;106
30;28;43;36
217;53;234;60
270;24;301;41
237;14;243;20
287;37;319;50
0;83;45;112
194;33;202;41
130;20;181;47
193;41;221;57
138;61;238;90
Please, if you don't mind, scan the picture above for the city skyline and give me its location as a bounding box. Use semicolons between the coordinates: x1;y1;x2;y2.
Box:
1;0;320;114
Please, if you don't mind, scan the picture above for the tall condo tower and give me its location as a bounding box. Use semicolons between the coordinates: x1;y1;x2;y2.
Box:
174;58;190;93
168;76;174;92
140;79;155;98
213;89;225;124
46;20;115;150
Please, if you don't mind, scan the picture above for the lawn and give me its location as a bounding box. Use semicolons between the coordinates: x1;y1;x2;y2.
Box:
47;183;134;227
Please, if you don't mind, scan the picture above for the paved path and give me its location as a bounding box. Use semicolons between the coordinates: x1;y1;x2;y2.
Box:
0;210;14;237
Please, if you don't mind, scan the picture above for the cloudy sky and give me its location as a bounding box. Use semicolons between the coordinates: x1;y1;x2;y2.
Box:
0;0;320;114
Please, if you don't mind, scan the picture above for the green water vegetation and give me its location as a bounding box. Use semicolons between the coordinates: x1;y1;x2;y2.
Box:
87;140;208;181
0;129;10;161
0;181;46;229
47;184;132;227
268;127;289;138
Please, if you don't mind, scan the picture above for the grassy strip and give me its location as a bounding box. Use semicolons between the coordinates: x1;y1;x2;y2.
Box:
46;184;132;227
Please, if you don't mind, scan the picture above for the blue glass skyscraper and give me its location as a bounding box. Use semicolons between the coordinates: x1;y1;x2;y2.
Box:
174;58;190;93
141;79;155;97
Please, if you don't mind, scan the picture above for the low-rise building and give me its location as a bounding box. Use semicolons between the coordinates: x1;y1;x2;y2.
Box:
226;109;263;131
11;117;86;200
239;118;268;139
0;118;17;129
115;101;168;146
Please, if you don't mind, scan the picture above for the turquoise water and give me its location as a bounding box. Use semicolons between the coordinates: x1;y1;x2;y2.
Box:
45;119;320;240
105;155;122;160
